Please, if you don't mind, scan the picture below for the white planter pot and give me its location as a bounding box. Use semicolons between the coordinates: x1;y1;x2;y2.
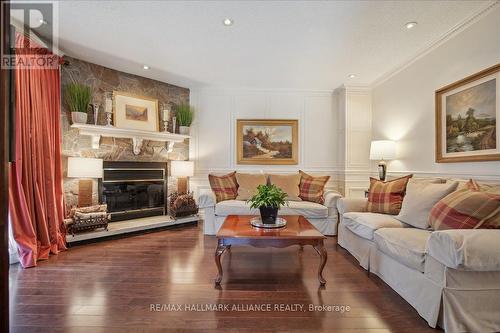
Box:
71;112;88;124
179;126;190;135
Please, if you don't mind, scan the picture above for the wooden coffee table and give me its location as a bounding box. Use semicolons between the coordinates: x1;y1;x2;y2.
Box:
215;215;327;285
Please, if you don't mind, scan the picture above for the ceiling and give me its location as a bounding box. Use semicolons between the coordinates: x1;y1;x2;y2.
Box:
46;0;495;90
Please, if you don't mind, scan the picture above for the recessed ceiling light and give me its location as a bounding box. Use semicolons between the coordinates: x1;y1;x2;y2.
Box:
405;21;418;29
348;74;356;78
143;65;150;70
39;19;48;25
223;18;234;26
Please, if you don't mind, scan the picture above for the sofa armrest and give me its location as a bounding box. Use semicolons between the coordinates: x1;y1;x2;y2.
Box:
337;198;368;215
323;190;342;208
427;229;500;271
198;192;216;208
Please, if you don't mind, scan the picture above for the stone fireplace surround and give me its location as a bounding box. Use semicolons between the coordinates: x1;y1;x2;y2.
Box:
61;56;190;211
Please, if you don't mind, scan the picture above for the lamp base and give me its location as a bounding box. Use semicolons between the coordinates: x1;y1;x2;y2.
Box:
177;177;188;194
78;179;93;207
378;161;387;182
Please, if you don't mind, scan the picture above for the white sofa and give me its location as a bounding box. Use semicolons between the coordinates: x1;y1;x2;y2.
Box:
337;190;500;332
199;190;342;235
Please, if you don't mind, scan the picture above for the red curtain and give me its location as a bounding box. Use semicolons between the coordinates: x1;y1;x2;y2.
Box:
9;33;66;268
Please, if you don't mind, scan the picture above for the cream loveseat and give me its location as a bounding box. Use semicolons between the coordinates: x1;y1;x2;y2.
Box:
337;179;500;333
200;190;341;235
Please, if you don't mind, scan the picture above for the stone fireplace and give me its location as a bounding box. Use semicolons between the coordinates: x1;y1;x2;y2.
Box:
60;56;190;211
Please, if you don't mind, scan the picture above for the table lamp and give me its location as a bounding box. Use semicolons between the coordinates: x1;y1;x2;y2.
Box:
369;140;396;182
67;157;103;207
171;160;194;194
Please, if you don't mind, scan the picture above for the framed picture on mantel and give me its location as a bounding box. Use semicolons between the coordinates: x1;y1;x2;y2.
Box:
436;63;500;163
113;91;159;132
236;119;298;165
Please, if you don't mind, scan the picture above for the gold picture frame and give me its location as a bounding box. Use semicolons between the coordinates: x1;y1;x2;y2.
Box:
436;63;500;163
113;91;159;132
237;119;298;165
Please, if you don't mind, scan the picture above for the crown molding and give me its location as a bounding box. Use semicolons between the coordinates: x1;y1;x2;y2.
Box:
371;0;500;88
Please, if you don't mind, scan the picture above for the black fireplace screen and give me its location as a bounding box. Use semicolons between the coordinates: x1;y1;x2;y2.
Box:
99;161;167;222
103;181;164;213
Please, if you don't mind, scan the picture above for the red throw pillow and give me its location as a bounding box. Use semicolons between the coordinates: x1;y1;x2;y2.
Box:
367;175;413;215
298;170;330;204
429;187;500;230
208;172;238;202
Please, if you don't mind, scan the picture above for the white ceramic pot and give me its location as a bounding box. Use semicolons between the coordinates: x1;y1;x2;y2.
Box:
71;112;88;124
179;126;190;135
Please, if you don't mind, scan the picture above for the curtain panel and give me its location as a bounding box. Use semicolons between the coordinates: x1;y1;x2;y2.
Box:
9;33;66;268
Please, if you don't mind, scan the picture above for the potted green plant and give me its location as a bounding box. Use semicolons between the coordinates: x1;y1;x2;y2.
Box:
248;184;288;224
176;104;194;135
64;83;92;124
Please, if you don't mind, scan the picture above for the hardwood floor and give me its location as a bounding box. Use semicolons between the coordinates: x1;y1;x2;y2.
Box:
9;222;440;333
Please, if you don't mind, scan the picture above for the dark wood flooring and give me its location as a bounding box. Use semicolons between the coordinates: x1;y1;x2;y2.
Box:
9;221;440;333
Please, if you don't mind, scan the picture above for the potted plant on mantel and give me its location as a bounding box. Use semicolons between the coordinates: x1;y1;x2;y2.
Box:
176;103;194;135
65;82;92;124
248;184;288;224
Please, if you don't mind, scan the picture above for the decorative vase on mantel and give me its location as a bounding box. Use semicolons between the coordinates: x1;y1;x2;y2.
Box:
179;126;190;135
175;104;194;136
65;82;92;125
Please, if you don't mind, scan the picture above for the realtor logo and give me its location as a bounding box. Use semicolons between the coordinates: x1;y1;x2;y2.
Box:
2;1;59;69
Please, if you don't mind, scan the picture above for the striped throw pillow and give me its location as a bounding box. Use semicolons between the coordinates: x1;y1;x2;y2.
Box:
429;188;500;230
208;172;239;202
299;170;330;204
367;175;413;215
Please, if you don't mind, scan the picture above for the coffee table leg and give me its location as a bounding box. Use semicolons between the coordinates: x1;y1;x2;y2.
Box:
313;240;327;286
215;239;227;285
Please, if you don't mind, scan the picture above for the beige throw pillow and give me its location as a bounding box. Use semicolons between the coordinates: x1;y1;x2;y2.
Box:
396;181;458;229
268;174;302;201
235;173;267;200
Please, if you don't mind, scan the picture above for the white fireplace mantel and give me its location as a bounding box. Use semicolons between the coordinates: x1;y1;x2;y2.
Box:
71;124;190;155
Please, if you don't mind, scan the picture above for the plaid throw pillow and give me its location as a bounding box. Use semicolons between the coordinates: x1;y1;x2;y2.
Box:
208;172;239;203
367;175;412;215
429;188;500;230
299;170;330;204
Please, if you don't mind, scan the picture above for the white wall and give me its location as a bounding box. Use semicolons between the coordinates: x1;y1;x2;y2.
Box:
372;7;500;180
189;88;341;197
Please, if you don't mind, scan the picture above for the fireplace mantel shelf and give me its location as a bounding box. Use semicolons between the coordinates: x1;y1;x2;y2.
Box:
71;124;190;155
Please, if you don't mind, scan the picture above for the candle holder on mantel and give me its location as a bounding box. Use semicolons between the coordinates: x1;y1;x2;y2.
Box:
92;103;99;125
104;92;113;127
172;116;177;134
162;106;170;133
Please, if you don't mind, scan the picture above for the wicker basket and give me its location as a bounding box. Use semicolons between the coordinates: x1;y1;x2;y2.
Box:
169;192;199;218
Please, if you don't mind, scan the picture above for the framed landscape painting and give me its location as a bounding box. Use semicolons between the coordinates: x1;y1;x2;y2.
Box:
113;91;159;132
436;63;500;163
237;119;298;165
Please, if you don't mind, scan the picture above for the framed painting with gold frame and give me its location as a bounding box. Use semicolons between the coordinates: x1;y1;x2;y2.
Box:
436;63;500;163
237;119;298;165
113;91;159;132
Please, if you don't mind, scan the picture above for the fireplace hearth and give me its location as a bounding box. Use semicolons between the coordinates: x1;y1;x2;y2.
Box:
99;161;167;222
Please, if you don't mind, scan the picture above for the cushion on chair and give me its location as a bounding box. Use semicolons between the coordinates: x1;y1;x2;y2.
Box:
235;173;267;200
367;175;413;215
208;171;239;202
215;200;328;218
342;212;407;240
268;173;302;201
374;228;432;272
298;170;330;204
396;181;458;229
429;188;500;230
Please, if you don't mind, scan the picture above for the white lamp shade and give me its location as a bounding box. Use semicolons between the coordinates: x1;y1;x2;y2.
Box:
171;160;194;177
370;140;396;161
67;157;103;178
